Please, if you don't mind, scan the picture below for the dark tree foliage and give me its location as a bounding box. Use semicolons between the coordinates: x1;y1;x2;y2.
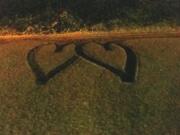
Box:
0;0;179;30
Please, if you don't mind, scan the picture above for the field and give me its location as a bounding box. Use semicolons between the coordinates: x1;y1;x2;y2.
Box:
0;34;179;135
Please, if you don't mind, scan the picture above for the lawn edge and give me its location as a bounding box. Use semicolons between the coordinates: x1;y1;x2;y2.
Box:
0;31;180;41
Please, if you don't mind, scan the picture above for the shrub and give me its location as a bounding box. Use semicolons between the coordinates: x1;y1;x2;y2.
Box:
51;11;82;32
90;23;108;31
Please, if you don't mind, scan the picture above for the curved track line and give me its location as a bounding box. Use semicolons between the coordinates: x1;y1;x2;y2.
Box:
75;42;137;83
27;44;78;85
27;41;138;85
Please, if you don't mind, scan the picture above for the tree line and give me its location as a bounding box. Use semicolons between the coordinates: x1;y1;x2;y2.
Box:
0;0;179;31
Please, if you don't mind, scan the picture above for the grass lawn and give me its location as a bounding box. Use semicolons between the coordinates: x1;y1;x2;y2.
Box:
0;36;179;135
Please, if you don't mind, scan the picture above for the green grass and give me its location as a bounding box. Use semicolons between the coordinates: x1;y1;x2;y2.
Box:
0;38;179;135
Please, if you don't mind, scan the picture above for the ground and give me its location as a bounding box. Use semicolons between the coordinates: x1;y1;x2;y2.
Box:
0;33;179;135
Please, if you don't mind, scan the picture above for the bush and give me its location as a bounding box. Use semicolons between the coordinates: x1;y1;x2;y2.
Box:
12;16;34;32
51;11;82;32
90;23;108;31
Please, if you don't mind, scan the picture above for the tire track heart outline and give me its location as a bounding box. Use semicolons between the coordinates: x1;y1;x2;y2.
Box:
27;41;138;85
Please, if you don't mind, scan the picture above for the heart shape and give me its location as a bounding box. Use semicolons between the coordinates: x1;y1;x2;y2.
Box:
27;42;78;85
75;42;137;83
27;41;137;85
80;42;127;71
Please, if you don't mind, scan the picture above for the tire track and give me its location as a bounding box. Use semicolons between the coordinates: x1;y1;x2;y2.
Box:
27;41;138;85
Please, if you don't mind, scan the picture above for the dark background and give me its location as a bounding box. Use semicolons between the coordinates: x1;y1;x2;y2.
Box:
0;0;179;32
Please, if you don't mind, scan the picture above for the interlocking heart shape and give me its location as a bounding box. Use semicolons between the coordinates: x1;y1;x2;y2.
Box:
27;41;138;85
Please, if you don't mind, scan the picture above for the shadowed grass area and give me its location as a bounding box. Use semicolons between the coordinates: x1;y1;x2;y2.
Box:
0;38;179;135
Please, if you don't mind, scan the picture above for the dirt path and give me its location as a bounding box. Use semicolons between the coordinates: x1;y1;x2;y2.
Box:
0;32;180;42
